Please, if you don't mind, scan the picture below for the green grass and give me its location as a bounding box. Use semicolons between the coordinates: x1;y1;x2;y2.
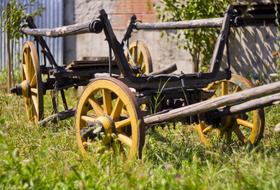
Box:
1;90;280;189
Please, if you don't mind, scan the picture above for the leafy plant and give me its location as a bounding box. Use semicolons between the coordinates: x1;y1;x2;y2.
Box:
150;78;170;114
0;0;44;90
1;0;44;40
156;0;233;72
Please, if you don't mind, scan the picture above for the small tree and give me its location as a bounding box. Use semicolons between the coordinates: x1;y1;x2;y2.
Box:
1;0;44;92
157;0;233;72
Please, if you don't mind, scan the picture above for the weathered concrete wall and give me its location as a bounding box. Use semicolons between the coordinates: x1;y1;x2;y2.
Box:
227;27;278;83
70;0;193;73
64;0;279;82
63;0;76;64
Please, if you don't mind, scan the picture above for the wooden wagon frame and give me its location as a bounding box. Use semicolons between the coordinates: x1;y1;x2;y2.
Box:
11;3;280;159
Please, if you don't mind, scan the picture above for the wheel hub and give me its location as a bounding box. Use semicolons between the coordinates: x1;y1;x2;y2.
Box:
96;115;115;134
221;115;234;128
80;115;115;141
10;80;31;97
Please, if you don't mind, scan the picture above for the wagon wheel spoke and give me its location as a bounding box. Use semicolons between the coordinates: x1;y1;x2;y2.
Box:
233;124;246;143
132;46;138;64
202;125;213;134
197;74;264;147
88;98;104;116
22;63;29;80
24;51;32;80
236;118;253;129
31;95;38;115
141;62;145;70
30;74;36;87
21;41;44;123
221;81;228;96
126;41;152;76
110;97;124;120
138;52;143;65
75;78;144;159
233;86;241;93
115;118;131;129
30;88;38;95
117;133;132;147
102;89;112;115
81;115;96;123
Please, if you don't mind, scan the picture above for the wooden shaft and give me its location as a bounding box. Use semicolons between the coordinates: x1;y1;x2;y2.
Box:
21;22;90;37
135;18;223;30
219;93;280;116
21;20;102;37
144;81;280;124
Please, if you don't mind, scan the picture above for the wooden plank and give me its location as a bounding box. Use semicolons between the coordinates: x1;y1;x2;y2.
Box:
144;81;280;124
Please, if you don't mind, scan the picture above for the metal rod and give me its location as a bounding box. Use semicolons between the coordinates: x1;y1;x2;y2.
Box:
135;18;224;30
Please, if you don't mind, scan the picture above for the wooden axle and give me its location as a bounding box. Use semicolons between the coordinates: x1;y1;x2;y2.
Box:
144;81;280;124
135;18;223;30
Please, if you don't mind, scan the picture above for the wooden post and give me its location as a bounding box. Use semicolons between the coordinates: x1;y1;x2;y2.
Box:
6;3;12;93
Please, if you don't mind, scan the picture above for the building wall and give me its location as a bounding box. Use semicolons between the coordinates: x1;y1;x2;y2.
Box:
228;27;277;83
64;0;278;82
70;0;193;73
0;0;64;71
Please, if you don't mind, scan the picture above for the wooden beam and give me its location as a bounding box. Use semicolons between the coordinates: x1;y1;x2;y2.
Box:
144;81;280;124
218;93;280;117
135;18;223;30
21;20;102;37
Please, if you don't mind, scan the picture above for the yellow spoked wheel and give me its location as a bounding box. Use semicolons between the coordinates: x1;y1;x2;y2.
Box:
196;74;265;146
75;77;145;159
126;40;153;76
21;41;44;123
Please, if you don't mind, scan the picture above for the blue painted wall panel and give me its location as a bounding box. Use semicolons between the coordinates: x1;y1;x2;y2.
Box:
0;0;63;71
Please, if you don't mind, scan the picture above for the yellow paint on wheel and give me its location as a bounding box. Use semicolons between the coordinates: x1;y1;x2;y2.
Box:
196;74;265;146
21;41;43;123
75;77;145;159
126;40;153;76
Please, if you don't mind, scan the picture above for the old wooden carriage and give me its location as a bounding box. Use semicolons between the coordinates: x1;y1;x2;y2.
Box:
11;3;280;159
